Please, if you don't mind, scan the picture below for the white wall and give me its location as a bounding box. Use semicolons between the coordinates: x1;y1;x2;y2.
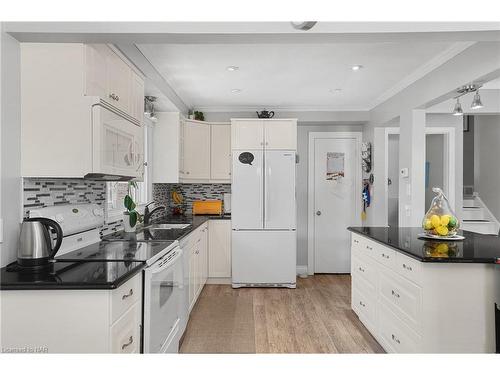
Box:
296;124;363;267
0;27;22;267
475;115;500;220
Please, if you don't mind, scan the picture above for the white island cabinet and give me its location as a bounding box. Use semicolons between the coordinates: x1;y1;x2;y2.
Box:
350;232;498;353
0;273;142;353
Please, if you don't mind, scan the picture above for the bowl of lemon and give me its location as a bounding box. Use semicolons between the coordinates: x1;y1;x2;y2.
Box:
422;187;461;238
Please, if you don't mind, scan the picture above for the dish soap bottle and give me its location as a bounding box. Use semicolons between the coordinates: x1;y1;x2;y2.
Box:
422;187;460;237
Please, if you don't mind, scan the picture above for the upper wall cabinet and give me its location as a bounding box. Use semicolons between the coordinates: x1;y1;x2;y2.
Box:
152;117;231;184
210;124;232;181
85;44;144;122
231;119;297;150
21;43;145;179
182;120;211;181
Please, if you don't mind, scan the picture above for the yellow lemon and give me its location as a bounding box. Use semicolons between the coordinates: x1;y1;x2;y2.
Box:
430;215;441;228
440;215;450;226
424;220;433;230
436;243;449;253
436;226;449;236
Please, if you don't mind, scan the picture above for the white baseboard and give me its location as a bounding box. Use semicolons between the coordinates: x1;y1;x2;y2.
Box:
296;265;308;275
206;277;231;285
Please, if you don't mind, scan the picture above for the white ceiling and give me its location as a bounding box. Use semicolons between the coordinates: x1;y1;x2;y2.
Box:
138;41;457;111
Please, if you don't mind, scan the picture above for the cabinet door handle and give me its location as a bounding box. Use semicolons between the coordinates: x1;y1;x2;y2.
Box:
116;95;120;101
358;267;365;273
121;335;134;350
391;334;401;344
354;239;359;244
122;289;134;300
391;290;400;298
366;245;373;250
381;253;390;259
359;301;366;307
402;263;413;271
186;171;190;175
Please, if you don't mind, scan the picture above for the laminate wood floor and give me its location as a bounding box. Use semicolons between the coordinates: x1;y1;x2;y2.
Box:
180;275;384;354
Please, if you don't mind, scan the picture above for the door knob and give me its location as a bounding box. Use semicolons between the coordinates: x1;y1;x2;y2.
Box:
316;211;321;216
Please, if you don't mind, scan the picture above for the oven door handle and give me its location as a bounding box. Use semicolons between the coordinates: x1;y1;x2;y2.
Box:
149;248;182;275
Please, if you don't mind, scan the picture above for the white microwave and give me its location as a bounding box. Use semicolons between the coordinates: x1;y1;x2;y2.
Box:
88;103;144;181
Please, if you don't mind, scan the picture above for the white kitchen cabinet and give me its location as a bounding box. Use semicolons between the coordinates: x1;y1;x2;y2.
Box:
130;70;146;123
85;44;144;121
264;120;297;149
154;117;230;183
231;119;297;150
105;49;131;114
210;124;232;181
350;232;498;353
21;43;145;179
182;222;209;313
231;120;264;149
208;220;232;278
0;273;142;353
152;112;181;183
182;120;211;181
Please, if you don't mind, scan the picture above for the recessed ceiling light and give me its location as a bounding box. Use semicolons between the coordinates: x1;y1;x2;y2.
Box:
231;89;242;94
352;65;363;71
226;66;239;71
329;88;342;93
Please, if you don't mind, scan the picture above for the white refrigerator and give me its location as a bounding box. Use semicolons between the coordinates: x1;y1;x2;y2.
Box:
231;149;296;288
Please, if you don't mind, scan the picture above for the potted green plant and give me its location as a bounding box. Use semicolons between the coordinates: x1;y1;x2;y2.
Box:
123;181;143;232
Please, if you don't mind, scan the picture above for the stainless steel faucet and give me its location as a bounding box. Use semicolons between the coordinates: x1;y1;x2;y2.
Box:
143;202;166;225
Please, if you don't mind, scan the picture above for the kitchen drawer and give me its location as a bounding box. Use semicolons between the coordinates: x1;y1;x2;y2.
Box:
351;255;377;291
352;282;377;326
111;274;141;324
378;303;421;353
360;238;378;259
110;302;141;353
379;271;422;333
351;234;364;252
373;243;396;269
395;252;422;286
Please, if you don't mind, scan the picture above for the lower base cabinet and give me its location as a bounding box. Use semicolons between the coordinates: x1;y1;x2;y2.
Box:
181;222;209;313
350;233;498;353
0;273;142;353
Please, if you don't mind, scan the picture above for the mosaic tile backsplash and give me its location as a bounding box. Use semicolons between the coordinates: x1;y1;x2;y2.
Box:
23;178;123;236
153;183;231;215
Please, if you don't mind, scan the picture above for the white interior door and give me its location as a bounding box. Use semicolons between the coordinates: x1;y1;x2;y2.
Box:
313;137;359;273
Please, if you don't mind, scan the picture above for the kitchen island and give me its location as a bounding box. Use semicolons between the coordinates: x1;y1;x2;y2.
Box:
348;227;500;353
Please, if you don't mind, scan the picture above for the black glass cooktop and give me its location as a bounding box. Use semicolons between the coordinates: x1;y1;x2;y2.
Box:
56;240;176;263
348;226;500;263
0;260;144;290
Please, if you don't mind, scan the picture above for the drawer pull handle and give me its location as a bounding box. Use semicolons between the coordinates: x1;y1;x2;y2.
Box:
358;267;365;272
354;239;359;244
359;301;366;307
391;334;401;344
122;335;134;350
366;245;373;250
402;263;413;271
381;253;390;259
391;290;400;298
122;289;134;300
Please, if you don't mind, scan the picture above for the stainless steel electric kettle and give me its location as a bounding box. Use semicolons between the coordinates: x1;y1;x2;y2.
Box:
18;217;63;266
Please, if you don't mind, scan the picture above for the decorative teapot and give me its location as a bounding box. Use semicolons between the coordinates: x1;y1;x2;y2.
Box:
256;110;275;119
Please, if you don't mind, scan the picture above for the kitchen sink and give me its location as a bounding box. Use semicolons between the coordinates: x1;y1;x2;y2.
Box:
144;223;192;230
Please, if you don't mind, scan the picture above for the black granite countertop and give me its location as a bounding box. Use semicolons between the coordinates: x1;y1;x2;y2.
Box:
102;214;230;243
0;260;144;290
348;227;500;263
